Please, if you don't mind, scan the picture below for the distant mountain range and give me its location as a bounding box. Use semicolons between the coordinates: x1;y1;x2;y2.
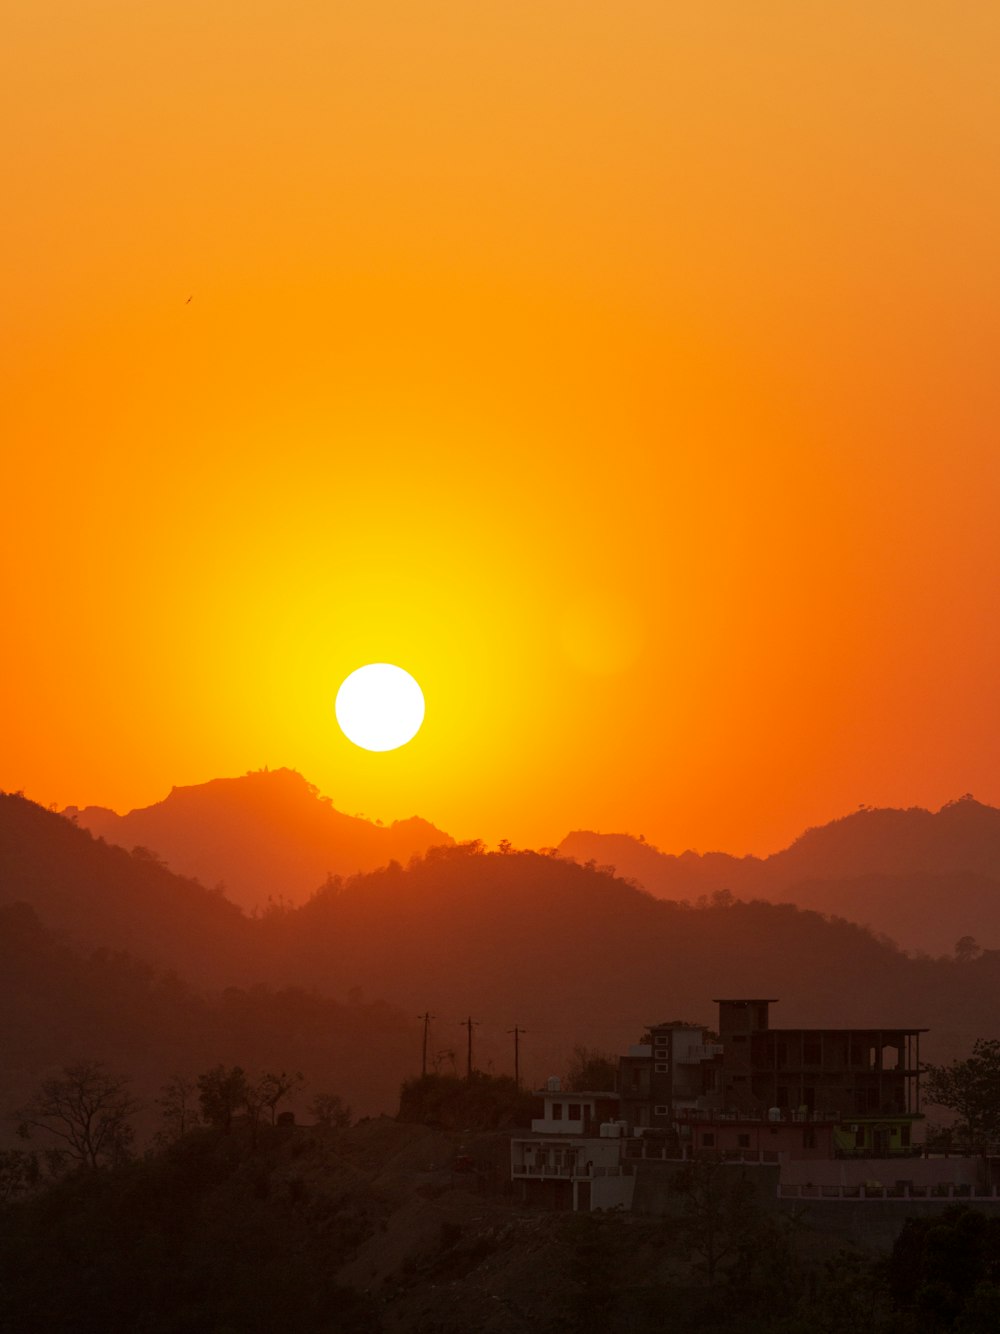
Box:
57;777;1000;954
65;768;454;911
4;789;1000;1119
558;797;1000;956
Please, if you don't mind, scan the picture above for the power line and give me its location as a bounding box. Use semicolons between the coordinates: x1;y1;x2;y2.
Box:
507;1025;527;1089
417;1011;435;1077
460;1016;480;1081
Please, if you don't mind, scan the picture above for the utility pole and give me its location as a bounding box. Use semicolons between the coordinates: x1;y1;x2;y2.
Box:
460;1016;479;1081
508;1025;526;1089
418;1012;435;1077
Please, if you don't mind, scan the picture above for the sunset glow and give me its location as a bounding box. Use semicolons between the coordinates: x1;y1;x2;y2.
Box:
2;3;999;854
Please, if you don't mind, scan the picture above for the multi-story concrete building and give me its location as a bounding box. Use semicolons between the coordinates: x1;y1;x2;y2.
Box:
618;1022;723;1131
711;998;926;1156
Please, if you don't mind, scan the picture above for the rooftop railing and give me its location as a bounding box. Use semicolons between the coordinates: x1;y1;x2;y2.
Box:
675;1108;840;1123
780;1183;999;1201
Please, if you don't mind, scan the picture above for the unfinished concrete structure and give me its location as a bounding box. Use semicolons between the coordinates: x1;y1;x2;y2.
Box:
712;998;926;1156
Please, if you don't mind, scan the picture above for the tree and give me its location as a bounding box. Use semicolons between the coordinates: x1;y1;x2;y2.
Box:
309;1093;352;1128
17;1060;140;1170
565;1045;618;1092
196;1064;249;1133
924;1039;1000;1144
155;1075;201;1146
0;1148;40;1202
955;935;982;964
668;1156;791;1295
252;1069;305;1127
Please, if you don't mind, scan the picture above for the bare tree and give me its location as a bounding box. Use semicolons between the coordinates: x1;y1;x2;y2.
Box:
257;1070;305;1126
17;1061;140;1170
155;1075;201;1147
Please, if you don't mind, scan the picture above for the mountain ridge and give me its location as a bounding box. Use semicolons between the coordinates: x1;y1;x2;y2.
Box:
558;796;1000;955
65;767;454;911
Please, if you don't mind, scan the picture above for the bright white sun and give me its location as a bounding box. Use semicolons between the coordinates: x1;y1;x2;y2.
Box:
335;663;425;752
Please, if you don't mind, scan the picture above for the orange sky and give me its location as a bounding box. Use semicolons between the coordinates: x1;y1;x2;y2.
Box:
3;2;999;856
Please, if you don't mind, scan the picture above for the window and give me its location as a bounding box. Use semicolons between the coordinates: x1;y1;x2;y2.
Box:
552;1103;563;1120
654;1105;670;1116
568;1103;581;1120
655;1062;669;1073
654;1046;668;1059
804;1040;821;1065
737;1134;750;1148
702;1133;715;1148
803;1128;816;1149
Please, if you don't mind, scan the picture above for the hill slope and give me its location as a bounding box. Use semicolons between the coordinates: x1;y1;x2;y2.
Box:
256;844;999;1071
559;797;1000;956
66;768;454;911
0;790;247;982
5;794;998;1093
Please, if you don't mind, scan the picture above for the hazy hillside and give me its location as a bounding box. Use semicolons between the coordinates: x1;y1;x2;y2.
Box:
5;794;999;1102
0;791;248;983
65;768;454;911
559;797;1000;956
0;901;418;1135
255;844;999;1071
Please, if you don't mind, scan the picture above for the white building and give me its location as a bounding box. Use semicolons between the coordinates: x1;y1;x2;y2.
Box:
510;1079;634;1211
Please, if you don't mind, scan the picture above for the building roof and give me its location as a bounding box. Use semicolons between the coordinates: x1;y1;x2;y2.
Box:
712;998;780;1004
535;1089;618;1098
765;1027;929;1036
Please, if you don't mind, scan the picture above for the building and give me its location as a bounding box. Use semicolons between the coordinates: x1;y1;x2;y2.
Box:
618;1022;723;1132
510;1078;633;1211
712;999;926;1157
513;997;936;1212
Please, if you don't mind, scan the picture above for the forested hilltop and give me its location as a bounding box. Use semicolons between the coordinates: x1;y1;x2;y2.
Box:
560;796;1000;956
4;791;1000;1133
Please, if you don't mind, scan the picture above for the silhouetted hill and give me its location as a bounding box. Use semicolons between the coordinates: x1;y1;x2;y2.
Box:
558;797;1000;956
0;791;247;983
6;794;999;1104
0;900;418;1135
65;768;454;911
254;844;1000;1072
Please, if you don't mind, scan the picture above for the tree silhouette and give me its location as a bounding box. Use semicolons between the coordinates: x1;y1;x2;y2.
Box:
308;1092;352;1128
196;1064;249;1133
924;1039;1000;1144
155;1075;201;1146
17;1060;140;1170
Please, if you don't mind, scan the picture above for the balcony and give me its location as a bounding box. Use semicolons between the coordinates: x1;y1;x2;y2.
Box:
512;1164;627;1180
678;1044;724;1063
676;1108;840;1124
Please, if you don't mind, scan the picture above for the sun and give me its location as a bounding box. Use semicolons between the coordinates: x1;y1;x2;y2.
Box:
335;663;425;752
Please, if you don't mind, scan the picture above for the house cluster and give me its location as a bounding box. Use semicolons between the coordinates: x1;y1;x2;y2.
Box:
510;997;988;1211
